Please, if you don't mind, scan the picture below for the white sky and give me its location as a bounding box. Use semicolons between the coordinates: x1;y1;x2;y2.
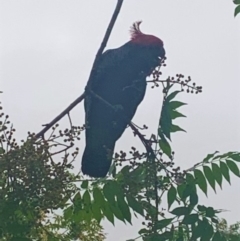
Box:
1;1;240;240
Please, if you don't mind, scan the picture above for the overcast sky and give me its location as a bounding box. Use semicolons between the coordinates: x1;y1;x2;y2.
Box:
1;0;240;240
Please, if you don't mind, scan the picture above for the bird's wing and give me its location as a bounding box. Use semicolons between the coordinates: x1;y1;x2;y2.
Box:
84;46;129;115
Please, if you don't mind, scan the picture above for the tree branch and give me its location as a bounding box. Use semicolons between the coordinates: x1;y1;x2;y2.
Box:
35;0;124;139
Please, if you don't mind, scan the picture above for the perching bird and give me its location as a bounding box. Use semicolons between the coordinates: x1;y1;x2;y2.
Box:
82;21;165;177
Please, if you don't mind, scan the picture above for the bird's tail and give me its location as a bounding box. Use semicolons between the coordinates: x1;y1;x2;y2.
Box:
81;142;115;178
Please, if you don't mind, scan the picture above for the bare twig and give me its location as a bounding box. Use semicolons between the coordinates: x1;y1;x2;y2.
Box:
50;144;73;157
130;122;148;130
35;0;124;139
147;78;202;93
67;113;73;130
131;124;155;157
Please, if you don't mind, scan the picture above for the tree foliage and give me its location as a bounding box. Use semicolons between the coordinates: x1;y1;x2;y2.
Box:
218;219;240;241
1;67;240;240
233;0;240;17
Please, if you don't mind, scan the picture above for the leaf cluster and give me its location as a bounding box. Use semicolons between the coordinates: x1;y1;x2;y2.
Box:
233;0;240;17
0;69;239;241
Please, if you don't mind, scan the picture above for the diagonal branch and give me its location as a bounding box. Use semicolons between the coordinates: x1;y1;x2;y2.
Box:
35;0;124;139
35;93;85;139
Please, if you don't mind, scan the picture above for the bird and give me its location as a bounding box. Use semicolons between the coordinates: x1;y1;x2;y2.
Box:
81;21;166;178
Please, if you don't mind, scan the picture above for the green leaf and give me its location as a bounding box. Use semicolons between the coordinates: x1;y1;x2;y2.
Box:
205;207;215;218
101;202;114;225
91;201;102;222
83;190;91;211
212;231;227;241
212;231;222;241
103;181;129;223
191;218;213;240
93;188;105;207
203;165;216;192
81;180;88;189
234;0;240;4
190;192;198;207
182;184;195;199
229;153;240;162
170;110;186;119
185;173;196;187
72;209;88;223
226;159;240;177
145;232;173;241
0;147;5;154
169;101;187;110
177;183;186;200
197;206;216;219
11;238;32;241
185;172;194;181
138;228;149;235
211;163;222;188
220;161;231;184
141;201;157;218
112;181;125;199
234;5;240;17
156;231;173;240
126;195;144;216
171;207;189;216
213;151;235;160
131;165;146;181
159;137;172;157
83;190;91;203
72;192;82;211
160;101;172;140
165;90;181;101
200;218;214;241
194;169;207;195
120;165;131;175
197;205;207;212
155;218;173;230
167;185;176;209
109;202;125;223
117;196;131;224
182;214;198;224
170;124;186;133
103;181;116;207
176;237;184;241
176;227;184;241
73;191;81;200
211;217;219;224
64;206;73;220
203;151;219;163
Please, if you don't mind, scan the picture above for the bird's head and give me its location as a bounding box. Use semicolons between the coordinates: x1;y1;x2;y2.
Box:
129;21;165;74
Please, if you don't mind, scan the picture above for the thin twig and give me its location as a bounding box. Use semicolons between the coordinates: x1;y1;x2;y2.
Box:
35;0;124;139
131;124;155;157
147;79;202;92
131;122;147;130
35;93;85;139
50;144;73;157
67;113;73;130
